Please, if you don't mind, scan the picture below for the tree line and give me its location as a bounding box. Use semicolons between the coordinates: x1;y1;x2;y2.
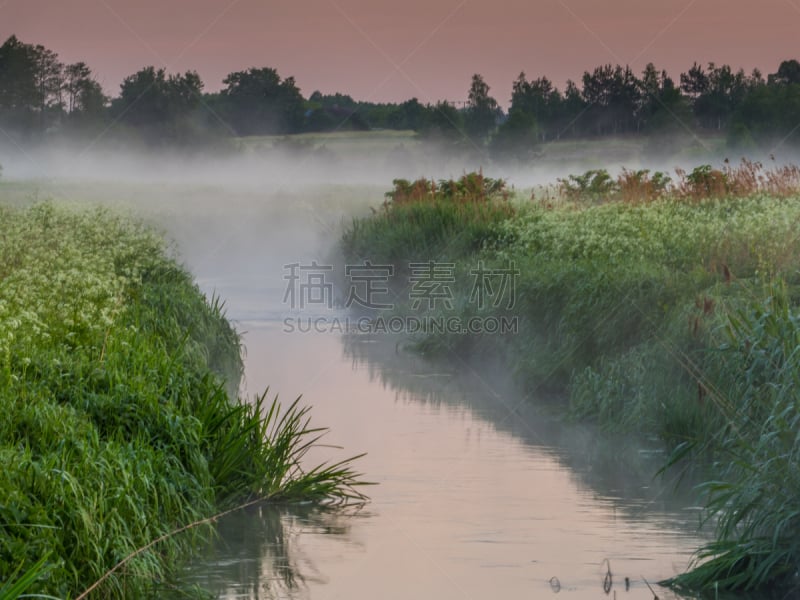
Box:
2;34;800;152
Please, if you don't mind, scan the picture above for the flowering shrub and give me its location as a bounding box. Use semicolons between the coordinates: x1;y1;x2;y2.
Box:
497;194;800;277
0;204;164;368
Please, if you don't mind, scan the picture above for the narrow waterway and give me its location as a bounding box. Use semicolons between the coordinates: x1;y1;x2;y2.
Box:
90;177;710;600
7;176;710;599
179;270;708;599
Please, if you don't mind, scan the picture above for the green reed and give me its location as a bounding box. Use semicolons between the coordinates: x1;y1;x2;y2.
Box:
340;170;800;594
0;202;367;598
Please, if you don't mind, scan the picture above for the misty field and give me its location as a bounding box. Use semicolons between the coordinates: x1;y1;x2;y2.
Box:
0;203;365;598
341;166;800;595
2;147;799;597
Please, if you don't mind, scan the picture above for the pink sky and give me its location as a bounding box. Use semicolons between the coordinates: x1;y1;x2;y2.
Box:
2;0;799;105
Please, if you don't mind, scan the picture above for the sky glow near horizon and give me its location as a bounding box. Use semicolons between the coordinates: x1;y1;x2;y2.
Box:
2;1;798;105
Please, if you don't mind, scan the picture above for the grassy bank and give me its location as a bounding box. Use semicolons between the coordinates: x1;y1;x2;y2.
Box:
0;203;366;598
340;168;800;595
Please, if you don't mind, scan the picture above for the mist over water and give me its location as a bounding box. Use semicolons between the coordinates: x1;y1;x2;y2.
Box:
2;137;779;598
2;131;779;194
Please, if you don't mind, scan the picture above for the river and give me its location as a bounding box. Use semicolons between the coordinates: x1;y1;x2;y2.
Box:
170;182;709;600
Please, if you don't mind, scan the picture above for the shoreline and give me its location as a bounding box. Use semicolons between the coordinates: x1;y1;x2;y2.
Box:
0;202;365;598
339;170;800;595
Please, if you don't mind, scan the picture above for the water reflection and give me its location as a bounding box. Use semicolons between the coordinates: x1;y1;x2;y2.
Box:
182;503;367;599
183;318;714;600
340;333;701;526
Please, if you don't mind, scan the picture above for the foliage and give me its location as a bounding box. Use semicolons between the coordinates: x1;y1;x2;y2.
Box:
383;171;507;206
341;172;512;267
509;73;558;140
342;199;512;268
617;168;672;201
219;67;306;136
663;285;800;593
676;164;729;199
558;169;616;201
730;81;800;148
0;555;52;600
501;191;800;594
0;35;106;136
680;62;757;130
110;67;210;144
581;64;641;135
5;31;800;149
341;169;800;594
0;203;366;598
464;73;501;143
556;159;800;204
489;109;539;161
417;100;466;143
304;91;369;132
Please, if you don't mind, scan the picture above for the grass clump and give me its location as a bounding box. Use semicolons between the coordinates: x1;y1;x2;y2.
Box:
0;203;366;598
662;284;800;594
342;171;514;267
555;158;800;204
383;171;508;206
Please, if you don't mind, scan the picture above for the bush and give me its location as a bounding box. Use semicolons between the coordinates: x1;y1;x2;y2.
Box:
342;172;514;267
383;171;507;206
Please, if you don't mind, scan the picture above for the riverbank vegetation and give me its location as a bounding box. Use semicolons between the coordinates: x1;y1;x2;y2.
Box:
0;203;366;598
340;163;800;596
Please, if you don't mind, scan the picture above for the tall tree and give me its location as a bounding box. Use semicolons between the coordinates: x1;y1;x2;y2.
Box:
114;66;168;126
683;62;749;130
392;98;426;130
304;91;371;131
32;44;64;116
64;62;106;116
64;62;91;113
490;110;539;161
0;35;37;112
419;100;465;143
730;63;800;148
557;79;587;138
0;36;65;133
637;62;692;133
111;66;205;141
220;67;305;135
510;73;563;140
581;64;640;135
770;59;800;86
680;62;709;100
465;73;500;142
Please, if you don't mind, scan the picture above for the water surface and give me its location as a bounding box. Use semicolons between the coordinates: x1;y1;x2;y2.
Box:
182;280;706;600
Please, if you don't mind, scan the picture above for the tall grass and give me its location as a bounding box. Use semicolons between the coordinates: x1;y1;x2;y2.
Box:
341;172;513;267
556;159;800;204
662;284;800;594
0;556;53;600
0;203;367;598
340;167;800;594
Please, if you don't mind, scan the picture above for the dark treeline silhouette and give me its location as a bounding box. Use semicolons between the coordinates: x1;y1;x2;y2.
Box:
2;34;800;154
0;35;106;136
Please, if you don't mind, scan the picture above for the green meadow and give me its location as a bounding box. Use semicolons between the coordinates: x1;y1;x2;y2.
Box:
235;129;728;169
